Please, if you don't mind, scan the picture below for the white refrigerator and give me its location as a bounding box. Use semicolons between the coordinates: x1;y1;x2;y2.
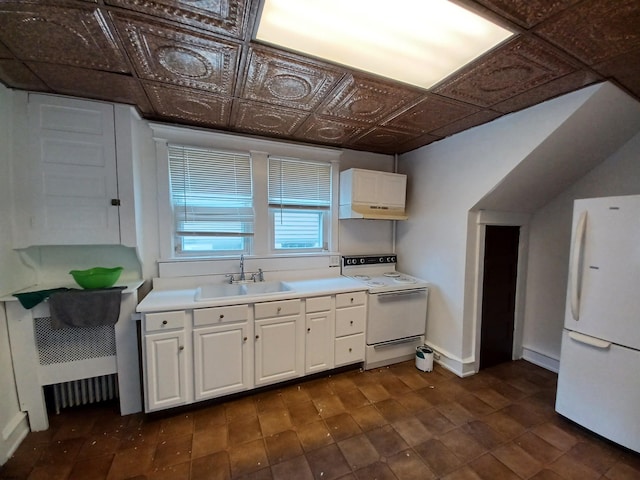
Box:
556;194;640;453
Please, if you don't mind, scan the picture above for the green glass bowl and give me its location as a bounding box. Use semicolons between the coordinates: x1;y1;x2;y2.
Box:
69;267;123;289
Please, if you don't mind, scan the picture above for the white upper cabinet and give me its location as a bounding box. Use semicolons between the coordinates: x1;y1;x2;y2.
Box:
12;93;139;248
339;168;408;220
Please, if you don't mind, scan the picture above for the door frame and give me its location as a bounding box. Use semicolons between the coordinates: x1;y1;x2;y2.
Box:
472;210;530;373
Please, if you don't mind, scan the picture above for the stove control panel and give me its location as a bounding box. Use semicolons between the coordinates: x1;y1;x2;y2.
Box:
343;255;397;266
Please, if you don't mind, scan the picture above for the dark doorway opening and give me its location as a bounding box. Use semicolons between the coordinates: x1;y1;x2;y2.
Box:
480;225;520;370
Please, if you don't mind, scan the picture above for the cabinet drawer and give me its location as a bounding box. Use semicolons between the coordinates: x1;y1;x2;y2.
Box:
194;305;249;327
306;296;332;313
336;291;366;308
335;334;365;366
335;306;366;337
254;299;300;319
145;311;185;332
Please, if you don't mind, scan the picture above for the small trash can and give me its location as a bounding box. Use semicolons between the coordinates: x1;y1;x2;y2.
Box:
415;345;434;372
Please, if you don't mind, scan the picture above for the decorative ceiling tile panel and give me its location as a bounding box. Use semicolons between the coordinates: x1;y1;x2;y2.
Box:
493;69;601;113
384;94;481;133
0;40;12;58
242;47;344;111
535;0;640;65
144;81;232;126
104;0;249;39
0;0;639;154
594;48;640;101
473;0;580;28
231;99;308;137
0;59;48;90
348;126;426;155
0;3;129;72
293;115;368;145
29;63;153;112
319;75;423;124
112;14;240;94
395;133;441;154
434;36;576;107
430;109;503;138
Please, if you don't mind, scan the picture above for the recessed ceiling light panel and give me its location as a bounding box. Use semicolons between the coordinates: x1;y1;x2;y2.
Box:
256;0;514;89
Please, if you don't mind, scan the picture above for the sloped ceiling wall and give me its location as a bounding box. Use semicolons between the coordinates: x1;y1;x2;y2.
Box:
474;82;640;213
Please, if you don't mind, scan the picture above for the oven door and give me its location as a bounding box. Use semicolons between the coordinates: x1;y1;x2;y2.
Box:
367;288;428;345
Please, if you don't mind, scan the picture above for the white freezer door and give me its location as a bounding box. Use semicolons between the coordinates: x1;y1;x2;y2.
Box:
565;195;640;349
556;329;640;453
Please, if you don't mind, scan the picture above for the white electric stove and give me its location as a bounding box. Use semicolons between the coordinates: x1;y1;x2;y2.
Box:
342;255;429;369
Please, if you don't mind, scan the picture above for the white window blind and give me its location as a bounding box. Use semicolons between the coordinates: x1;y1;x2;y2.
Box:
168;145;253;254
268;157;331;250
268;158;331;209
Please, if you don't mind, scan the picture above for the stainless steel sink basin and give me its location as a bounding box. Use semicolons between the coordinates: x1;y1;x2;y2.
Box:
194;281;294;301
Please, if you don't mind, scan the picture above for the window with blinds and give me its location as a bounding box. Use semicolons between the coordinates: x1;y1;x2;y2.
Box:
168;145;253;255
268;157;332;251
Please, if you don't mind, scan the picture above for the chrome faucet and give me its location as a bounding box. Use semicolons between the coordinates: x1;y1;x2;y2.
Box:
239;254;245;281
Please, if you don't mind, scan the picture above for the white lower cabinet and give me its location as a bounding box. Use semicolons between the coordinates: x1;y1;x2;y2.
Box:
254;299;304;387
334;292;366;366
141;291;367;412
143;311;188;412
305;296;335;374
193;322;252;401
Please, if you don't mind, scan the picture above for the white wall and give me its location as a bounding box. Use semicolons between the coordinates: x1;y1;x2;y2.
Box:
338;149;396;255
523;131;640;365
0;85;31;464
396;85;606;375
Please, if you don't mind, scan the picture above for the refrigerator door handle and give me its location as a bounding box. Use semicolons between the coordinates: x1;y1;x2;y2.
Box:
569;331;611;349
570;211;587;321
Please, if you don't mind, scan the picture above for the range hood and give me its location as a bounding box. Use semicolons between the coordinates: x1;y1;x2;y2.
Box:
339;168;408;220
339;204;408;220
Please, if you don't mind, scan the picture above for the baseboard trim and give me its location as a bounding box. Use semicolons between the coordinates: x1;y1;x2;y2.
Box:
522;346;559;373
425;343;476;378
1;412;29;465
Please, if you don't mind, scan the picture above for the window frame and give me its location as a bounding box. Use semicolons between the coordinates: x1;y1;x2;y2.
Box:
151;124;341;261
267;156;332;255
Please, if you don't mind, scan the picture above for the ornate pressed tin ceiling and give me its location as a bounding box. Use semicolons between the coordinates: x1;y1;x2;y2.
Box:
0;0;638;154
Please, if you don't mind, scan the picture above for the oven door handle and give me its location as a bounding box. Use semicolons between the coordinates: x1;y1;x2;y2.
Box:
374;289;426;298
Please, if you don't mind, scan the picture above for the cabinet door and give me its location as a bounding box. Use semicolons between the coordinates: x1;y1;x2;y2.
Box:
351;169;380;205
378;173;407;207
193;322;252;401
255;315;304;386
305;310;335;374
144;330;187;412
23;94;120;246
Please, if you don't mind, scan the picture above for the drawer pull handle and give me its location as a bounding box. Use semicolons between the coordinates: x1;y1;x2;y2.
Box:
243;336;247;342
255;335;260;340
220;314;224;319
350;320;354;325
179;345;184;351
162;320;168;325
307;327;311;332
350;297;354;303
349;348;352;352
277;307;282;313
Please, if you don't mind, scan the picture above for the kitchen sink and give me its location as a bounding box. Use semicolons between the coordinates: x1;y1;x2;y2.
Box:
194;281;294;301
242;281;294;295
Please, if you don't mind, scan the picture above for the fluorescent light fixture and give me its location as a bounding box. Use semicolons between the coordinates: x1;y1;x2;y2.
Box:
256;0;514;89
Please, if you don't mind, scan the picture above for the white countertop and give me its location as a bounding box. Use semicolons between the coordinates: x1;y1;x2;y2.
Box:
136;276;367;313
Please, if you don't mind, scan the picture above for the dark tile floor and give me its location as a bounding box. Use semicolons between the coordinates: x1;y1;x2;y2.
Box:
2;360;639;479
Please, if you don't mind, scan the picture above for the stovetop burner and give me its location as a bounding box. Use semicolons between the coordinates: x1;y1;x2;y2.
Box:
341;254;428;293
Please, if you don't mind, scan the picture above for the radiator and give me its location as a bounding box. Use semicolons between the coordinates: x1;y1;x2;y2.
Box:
51;374;119;414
